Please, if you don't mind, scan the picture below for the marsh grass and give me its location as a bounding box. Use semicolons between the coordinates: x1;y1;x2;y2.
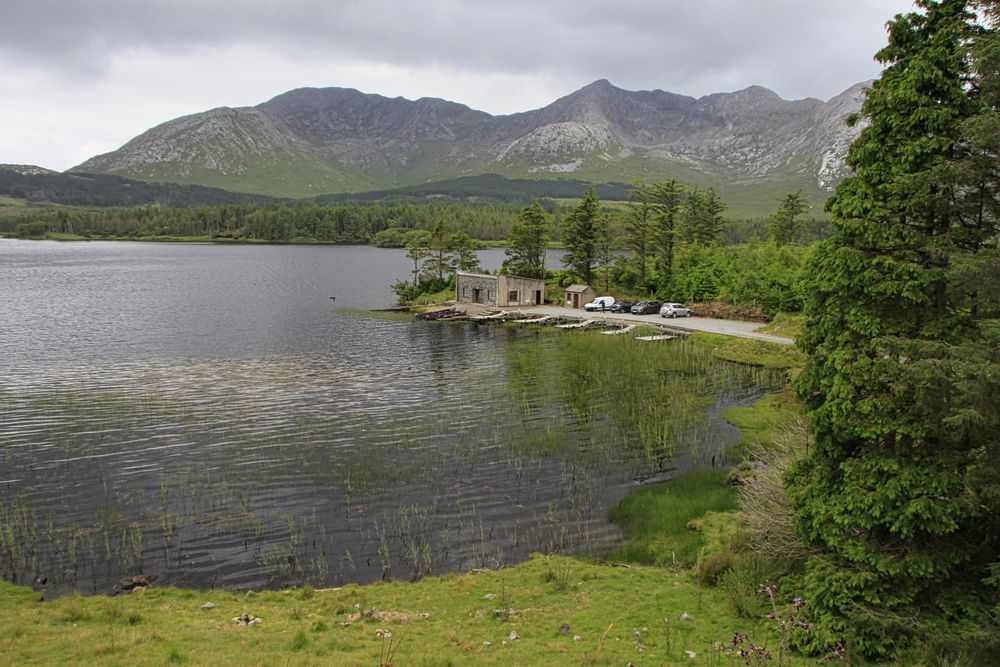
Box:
506;331;772;466
723;390;802;460
605;469;738;568
691;332;807;371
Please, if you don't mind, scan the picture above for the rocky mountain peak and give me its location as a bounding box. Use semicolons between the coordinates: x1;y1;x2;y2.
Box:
70;79;869;213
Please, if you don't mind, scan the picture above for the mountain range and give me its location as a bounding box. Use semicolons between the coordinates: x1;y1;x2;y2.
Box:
71;79;868;216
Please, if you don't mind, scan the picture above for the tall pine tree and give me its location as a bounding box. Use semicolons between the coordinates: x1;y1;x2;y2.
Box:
769;192;808;245
788;1;1000;658
624;182;654;288
562;187;601;284
650;179;685;292
504;202;550;278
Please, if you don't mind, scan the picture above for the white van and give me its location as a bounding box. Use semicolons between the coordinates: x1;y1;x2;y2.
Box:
584;296;616;312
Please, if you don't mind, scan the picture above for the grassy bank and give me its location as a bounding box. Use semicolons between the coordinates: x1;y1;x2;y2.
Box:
0;552;821;666
604;469;738;568
690;331;807;371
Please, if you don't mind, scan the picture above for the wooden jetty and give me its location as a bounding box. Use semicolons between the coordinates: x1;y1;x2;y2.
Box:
555;319;593;329
418;307;467;321
600;324;636;335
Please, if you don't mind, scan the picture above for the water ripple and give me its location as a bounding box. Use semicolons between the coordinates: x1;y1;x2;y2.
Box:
0;241;779;595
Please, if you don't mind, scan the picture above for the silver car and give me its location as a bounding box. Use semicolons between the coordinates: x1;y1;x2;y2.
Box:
660;302;693;318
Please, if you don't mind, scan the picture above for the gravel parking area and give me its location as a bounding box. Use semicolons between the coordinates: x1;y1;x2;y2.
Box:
512;305;794;345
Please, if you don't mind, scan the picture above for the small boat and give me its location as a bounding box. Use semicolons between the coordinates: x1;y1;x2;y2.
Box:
635;334;677;342
419;307;463;320
600;324;636;335
470;310;506;322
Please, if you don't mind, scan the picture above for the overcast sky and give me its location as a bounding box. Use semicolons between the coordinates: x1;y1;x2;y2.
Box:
1;0;915;172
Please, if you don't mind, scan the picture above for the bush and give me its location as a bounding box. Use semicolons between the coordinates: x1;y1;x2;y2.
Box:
392;276;452;303
14;221;47;238
697;530;754;585
718;557;783;620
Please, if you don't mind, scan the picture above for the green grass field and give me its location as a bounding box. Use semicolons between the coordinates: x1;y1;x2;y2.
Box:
0;550;823;666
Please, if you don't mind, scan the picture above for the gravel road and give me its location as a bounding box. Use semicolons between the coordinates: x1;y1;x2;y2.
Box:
516;305;795;345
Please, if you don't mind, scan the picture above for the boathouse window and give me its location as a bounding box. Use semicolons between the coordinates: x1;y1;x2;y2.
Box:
462;286;469;299
508;290;518;303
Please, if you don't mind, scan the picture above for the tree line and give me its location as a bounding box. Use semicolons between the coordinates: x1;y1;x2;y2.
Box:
362;178;820;316
3;195;828;252
1;202;525;243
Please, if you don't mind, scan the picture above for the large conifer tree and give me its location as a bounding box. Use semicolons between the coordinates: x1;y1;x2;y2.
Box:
650;179;684;291
789;1;1000;658
504;202;550;278
562;187;601;284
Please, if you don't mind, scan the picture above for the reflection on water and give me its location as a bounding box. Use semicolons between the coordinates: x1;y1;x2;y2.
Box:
0;241;779;595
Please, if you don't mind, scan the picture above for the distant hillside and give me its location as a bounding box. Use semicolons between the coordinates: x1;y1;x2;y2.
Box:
71;80;867;216
309;173;633;204
0;165;280;208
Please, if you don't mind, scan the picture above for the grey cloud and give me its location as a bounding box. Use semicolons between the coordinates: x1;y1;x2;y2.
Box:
1;0;914;100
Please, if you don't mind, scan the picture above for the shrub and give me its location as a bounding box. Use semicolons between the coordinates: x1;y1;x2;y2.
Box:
718;559;781;620
14;221;47;238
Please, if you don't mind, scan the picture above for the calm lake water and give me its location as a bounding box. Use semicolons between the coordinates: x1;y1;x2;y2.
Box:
0;239;780;595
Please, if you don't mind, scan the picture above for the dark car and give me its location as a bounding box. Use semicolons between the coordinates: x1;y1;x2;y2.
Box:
630;300;662;315
610;300;635;313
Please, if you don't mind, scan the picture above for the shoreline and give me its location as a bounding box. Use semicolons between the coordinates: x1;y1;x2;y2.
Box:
413;301;797;347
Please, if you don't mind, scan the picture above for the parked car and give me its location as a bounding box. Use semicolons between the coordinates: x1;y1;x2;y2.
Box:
660;302;693;318
584;296;616;312
610;300;635;313
630;300;662;315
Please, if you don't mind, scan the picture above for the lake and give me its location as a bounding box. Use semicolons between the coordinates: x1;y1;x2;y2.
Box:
0;239;780;595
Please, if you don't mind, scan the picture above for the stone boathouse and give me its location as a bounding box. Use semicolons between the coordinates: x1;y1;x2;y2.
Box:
455;272;545;308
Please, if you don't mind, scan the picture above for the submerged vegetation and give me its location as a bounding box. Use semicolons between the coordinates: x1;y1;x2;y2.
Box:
0;322;780;596
0;325;819;665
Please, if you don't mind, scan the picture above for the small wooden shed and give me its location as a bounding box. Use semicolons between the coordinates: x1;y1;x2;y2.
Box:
564;284;596;309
